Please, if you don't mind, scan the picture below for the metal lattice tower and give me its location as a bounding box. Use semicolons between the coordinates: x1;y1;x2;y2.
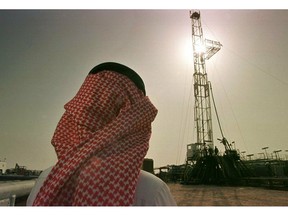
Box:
189;10;222;155
183;11;255;185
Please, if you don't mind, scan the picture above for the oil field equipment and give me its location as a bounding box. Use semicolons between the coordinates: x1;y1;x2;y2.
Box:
182;10;253;185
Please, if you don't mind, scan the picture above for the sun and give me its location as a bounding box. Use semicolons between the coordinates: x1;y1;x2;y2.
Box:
194;43;206;54
180;38;207;64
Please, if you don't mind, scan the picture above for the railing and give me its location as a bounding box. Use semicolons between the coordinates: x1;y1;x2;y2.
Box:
0;180;36;206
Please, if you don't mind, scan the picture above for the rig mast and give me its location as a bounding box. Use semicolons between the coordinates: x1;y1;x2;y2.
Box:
188;10;222;159
183;11;254;185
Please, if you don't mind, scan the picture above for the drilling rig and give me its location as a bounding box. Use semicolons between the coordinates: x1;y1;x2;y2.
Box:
183;10;253;185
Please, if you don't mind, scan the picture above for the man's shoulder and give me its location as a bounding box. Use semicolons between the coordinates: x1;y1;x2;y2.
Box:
39;166;53;178
134;170;176;206
138;170;166;187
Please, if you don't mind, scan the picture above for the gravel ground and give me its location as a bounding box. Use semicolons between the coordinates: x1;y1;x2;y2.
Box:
167;183;288;206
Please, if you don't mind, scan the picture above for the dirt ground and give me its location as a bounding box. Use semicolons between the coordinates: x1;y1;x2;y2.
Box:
167;183;288;206
13;183;288;207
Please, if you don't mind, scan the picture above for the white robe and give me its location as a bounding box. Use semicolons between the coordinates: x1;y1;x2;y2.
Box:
26;166;177;206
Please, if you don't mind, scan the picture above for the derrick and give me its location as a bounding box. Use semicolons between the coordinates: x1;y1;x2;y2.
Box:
184;10;253;185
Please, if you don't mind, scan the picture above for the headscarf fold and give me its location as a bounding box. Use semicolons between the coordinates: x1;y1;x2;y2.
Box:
33;69;158;206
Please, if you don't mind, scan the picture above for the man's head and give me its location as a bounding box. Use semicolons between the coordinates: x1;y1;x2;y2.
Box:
53;63;147;158
33;62;157;206
89;62;146;95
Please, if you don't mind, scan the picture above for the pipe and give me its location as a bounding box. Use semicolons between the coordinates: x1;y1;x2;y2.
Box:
0;180;36;203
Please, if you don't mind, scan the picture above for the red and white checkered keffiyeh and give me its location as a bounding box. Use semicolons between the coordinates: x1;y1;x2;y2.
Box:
33;71;158;206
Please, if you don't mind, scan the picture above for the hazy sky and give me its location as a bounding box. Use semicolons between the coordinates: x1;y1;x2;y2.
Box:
1;9;288;170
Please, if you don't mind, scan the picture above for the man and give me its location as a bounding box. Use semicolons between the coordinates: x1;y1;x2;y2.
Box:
27;62;176;206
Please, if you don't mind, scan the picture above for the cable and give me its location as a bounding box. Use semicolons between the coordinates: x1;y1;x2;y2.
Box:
203;16;288;87
226;47;288;87
176;62;194;165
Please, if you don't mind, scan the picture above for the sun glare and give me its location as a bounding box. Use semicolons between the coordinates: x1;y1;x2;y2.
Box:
194;43;206;54
180;38;207;64
180;38;193;64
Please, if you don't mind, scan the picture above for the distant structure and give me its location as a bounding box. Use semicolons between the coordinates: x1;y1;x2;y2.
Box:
0;159;7;175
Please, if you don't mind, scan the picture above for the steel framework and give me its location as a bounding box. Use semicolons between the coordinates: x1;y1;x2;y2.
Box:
188;10;222;159
183;10;256;185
